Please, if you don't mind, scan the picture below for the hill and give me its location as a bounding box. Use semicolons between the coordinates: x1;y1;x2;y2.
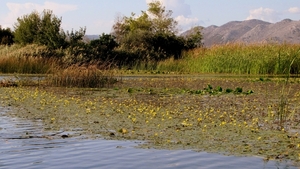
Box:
182;19;300;47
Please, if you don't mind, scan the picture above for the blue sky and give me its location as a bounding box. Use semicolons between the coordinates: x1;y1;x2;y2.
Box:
1;0;300;35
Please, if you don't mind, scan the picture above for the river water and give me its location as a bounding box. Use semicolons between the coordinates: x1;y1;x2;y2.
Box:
0;106;297;169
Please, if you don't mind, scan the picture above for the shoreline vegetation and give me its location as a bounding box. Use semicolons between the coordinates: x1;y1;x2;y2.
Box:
1;43;300;75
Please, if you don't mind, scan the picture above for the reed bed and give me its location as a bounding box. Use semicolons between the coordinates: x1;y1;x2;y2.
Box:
46;65;118;88
2;43;300;75
155;43;300;75
0;44;59;74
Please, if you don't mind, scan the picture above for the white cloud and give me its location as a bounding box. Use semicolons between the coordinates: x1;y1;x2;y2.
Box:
159;0;191;16
246;7;280;23
146;0;191;16
288;7;300;14
1;1;77;29
175;15;198;26
146;0;200;29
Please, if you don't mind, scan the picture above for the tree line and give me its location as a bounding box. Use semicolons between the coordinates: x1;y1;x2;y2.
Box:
0;1;202;67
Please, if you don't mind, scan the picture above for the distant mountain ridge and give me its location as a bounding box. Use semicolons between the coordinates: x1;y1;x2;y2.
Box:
182;19;300;47
86;19;300;47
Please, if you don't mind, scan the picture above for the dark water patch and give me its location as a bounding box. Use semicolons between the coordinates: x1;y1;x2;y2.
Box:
1;138;297;169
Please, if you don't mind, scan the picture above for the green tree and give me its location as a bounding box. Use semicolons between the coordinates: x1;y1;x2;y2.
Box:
13;10;85;49
90;33;118;61
63;27;90;63
147;1;178;34
65;27;86;46
13;11;40;45
0;26;14;45
112;0;201;64
183;26;203;49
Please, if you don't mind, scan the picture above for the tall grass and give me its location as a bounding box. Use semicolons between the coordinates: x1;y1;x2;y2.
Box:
277;50;299;129
2;43;300;75
155;43;300;75
46;64;118;88
0;44;118;88
0;44;59;74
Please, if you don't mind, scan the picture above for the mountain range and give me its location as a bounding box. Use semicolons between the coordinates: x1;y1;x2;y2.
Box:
185;19;300;47
86;19;300;47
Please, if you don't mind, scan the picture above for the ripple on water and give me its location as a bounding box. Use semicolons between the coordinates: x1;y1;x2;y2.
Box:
0;107;297;169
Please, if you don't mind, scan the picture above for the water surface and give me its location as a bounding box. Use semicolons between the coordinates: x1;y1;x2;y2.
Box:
0;106;297;169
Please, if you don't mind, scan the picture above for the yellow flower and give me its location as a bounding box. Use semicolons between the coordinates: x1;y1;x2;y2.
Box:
119;128;127;134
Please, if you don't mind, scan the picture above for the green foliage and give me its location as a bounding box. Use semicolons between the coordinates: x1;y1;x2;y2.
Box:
6;3;202;66
14;10;66;49
189;85;252;95
89;33;118;61
225;88;233;93
62;27;89;63
149;33;185;60
0;26;14;45
65;27;86;46
234;87;243;93
13;9;87;53
112;0;202;65
183;27;203;49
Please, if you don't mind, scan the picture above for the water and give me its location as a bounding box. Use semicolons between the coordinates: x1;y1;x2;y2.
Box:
0;106;297;169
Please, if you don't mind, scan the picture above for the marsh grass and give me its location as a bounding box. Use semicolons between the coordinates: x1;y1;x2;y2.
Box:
277;49;300;129
46;64;118;88
151;43;300;74
0;44;59;74
2;43;300;75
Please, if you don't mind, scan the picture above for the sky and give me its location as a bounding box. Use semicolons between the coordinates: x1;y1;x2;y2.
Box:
0;0;300;35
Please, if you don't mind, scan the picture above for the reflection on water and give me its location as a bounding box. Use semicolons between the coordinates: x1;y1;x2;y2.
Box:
0;106;297;169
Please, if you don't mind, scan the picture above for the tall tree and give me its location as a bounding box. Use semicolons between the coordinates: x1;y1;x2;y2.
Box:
147;1;178;34
90;33;118;60
113;1;177;43
13;10;86;49
112;0;201;63
13;11;40;45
